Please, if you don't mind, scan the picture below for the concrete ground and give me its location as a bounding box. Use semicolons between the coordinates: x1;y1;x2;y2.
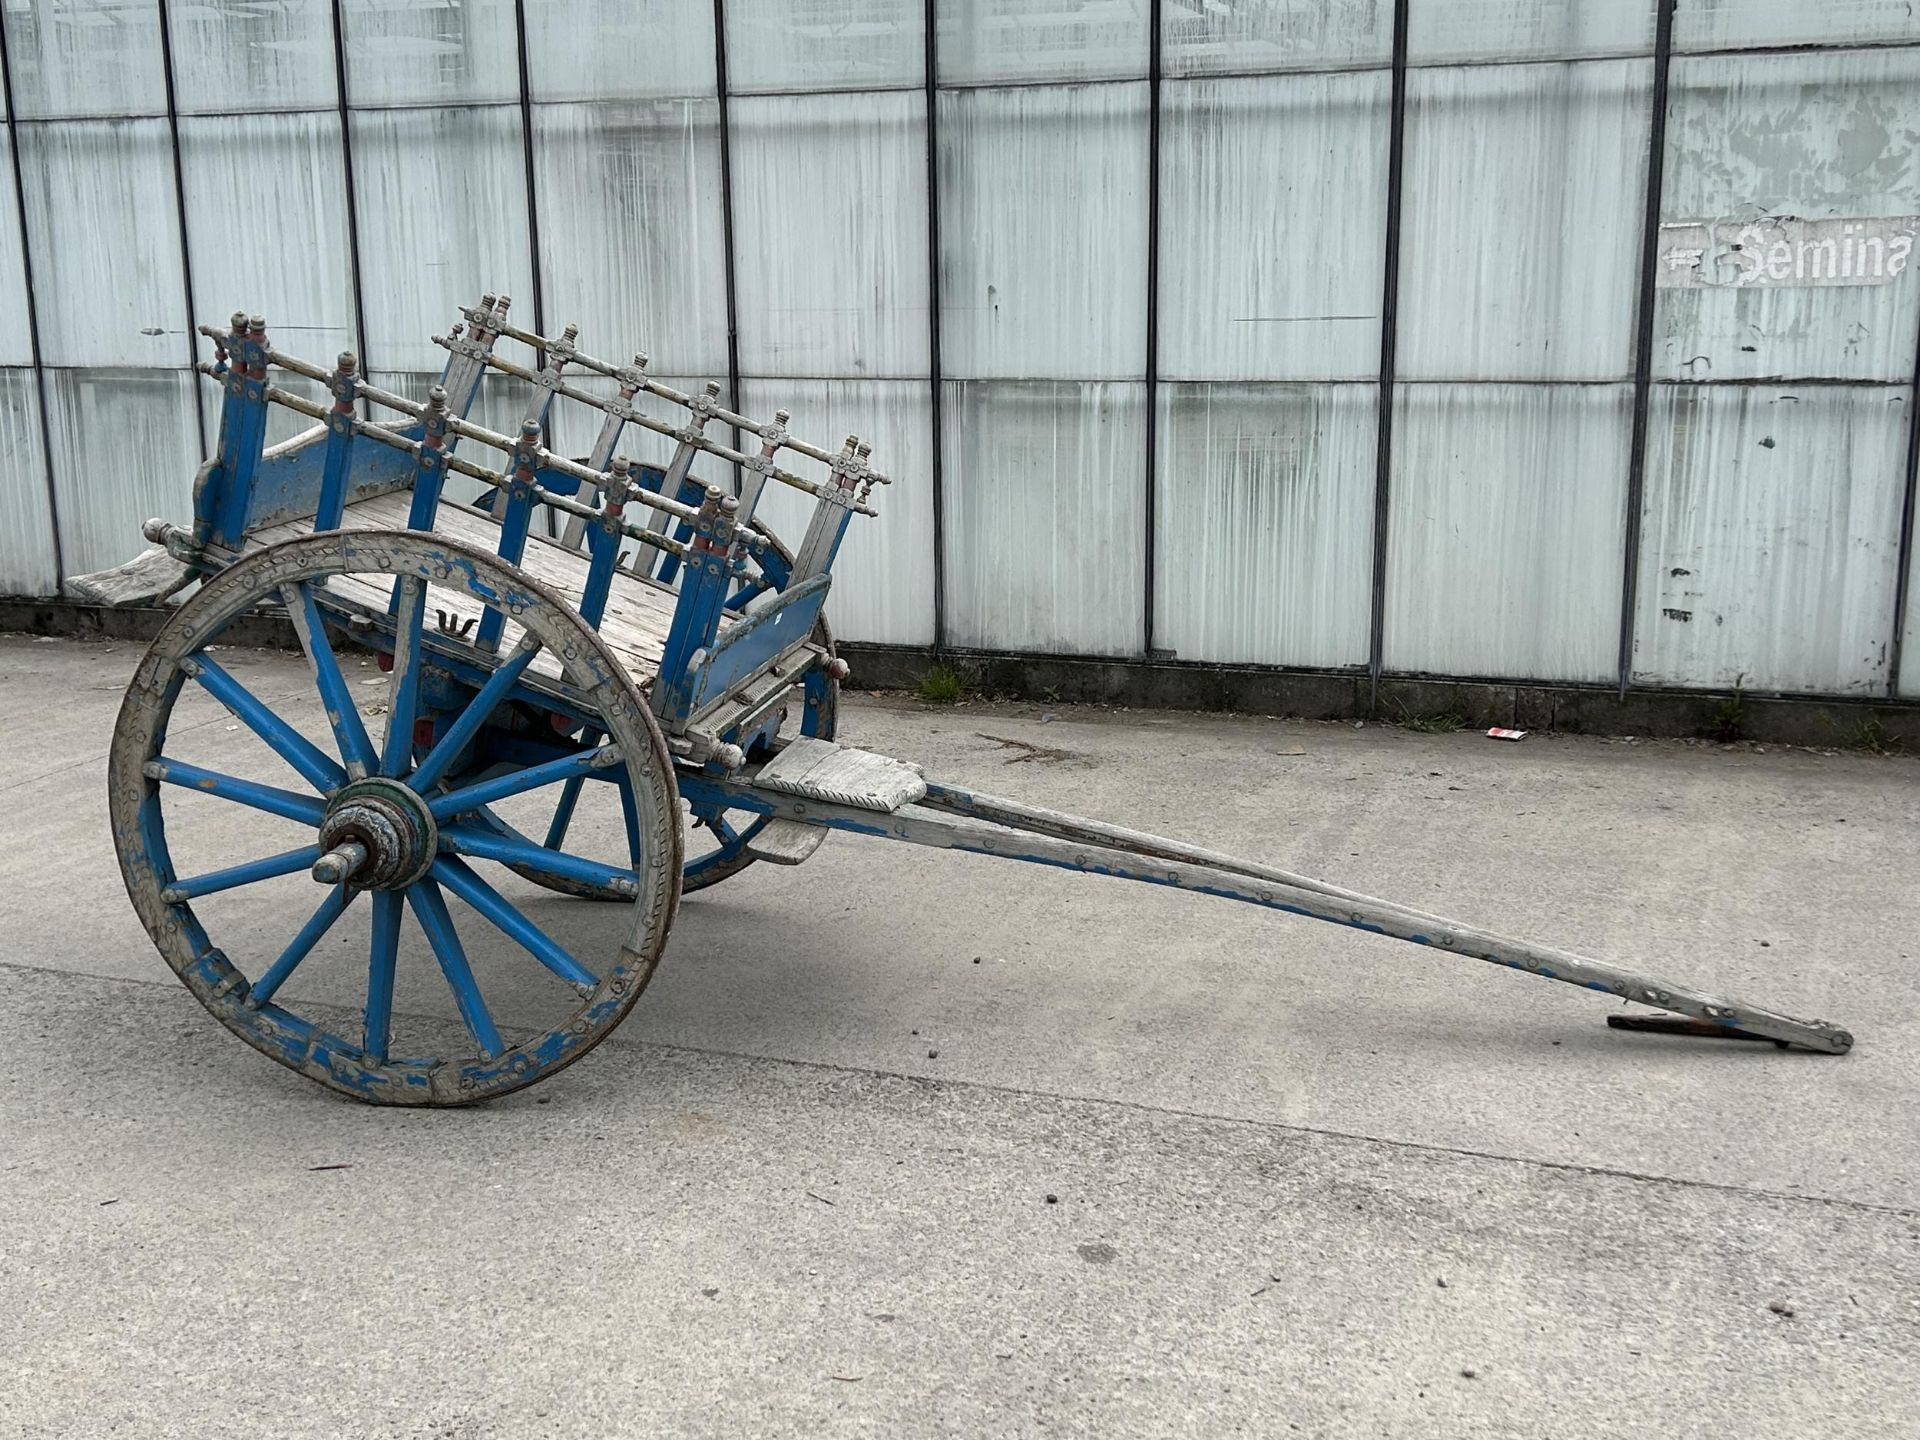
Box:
1;633;1916;1438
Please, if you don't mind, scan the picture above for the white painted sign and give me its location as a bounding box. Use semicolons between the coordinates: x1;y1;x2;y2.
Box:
1656;216;1916;289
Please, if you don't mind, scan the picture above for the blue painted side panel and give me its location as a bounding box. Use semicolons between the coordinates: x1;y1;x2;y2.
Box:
686;575;831;713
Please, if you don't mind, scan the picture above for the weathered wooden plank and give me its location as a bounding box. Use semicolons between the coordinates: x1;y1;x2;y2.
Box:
752;737;927;813
743;817;828;865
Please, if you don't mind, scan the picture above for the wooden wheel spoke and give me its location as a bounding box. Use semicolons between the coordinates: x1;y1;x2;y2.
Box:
382;575;427;777
407;639;542;794
144;757;327;827
405;878;504;1058
281;582;378;780
364;891;403;1063
247;883;356;1009
431;855;599;991
441;821;637;898
163;844;323;903
428;746;617;822
183;653;347;793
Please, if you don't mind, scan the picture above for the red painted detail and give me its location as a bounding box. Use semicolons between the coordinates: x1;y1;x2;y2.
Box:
377;652;394;673
413;717;435;750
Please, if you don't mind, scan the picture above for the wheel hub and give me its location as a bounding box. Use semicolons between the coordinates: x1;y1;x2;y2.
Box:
314;778;438;890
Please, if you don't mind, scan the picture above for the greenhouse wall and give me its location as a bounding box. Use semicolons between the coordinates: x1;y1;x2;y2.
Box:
2;0;1918;699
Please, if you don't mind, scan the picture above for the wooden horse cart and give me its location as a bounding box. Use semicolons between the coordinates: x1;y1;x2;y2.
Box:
109;298;1853;1105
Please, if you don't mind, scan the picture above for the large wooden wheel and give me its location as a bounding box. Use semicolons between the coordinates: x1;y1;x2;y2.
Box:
108;530;682;1105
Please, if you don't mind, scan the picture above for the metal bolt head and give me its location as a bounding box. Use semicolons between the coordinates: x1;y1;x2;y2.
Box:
247;315;266;333
426;385;449;412
336;351;358;374
230;311;249;332
774;409;790;424
520;419;541;440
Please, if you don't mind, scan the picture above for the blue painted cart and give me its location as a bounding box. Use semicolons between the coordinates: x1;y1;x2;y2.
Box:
111;300;1853;1105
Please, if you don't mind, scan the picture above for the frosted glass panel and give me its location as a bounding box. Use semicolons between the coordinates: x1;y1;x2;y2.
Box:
1398;60;1651;382
1159;72;1389;382
352;106;536;373
340;0;519;106
939;0;1148;85
742;379;936;646
532;100;728;377
15;120;187;367
1;0;166;119
1385;384;1631;683
1408;0;1654;63
45;368;201;576
942;380;1147;656
179;113;356;363
1154;383;1375;668
1163;0;1392;77
166;0;338;113
726;0;923;93
0;137;31;365
523;0;716;100
1675;0;1920;51
1633;384;1908;695
1656;50;1920;384
732;91;929;380
939;83;1148;381
0;369;57;596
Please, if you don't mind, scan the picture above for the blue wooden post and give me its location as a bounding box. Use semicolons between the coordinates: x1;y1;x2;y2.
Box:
315;351;359;530
788;434;865;583
652;486;743;728
403;386;453;532
579;456;636;630
474;420;542;652
209;314;271;548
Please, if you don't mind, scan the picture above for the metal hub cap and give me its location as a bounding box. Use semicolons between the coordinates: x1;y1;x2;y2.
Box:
314;778;438;890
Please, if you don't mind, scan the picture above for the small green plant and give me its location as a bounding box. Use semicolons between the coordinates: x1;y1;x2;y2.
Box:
916;664;965;705
1392;700;1465;734
1844;716;1903;755
1703;674;1747;743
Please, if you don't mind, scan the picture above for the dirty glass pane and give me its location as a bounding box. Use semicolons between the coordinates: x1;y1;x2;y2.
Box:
339;0;519;106
726;0;923;94
15;119;187;368
1407;0;1654;64
1154;382;1376;667
1634;384;1908;696
1654;49;1920;384
0;133;32;364
1158;71;1389;383
941;379;1147;656
938;0;1147;86
0;368;57;595
742;378;936;645
351;106;536;373
167;0;339;114
45;367;201;577
1163;0;1392;78
938;83;1148;381
1385;383;1632;683
532;100;728;377
1674;0;1920;51
1;0;166;119
1398;59;1652;382
178;112;357;364
732;91;929;380
523;0;716;100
